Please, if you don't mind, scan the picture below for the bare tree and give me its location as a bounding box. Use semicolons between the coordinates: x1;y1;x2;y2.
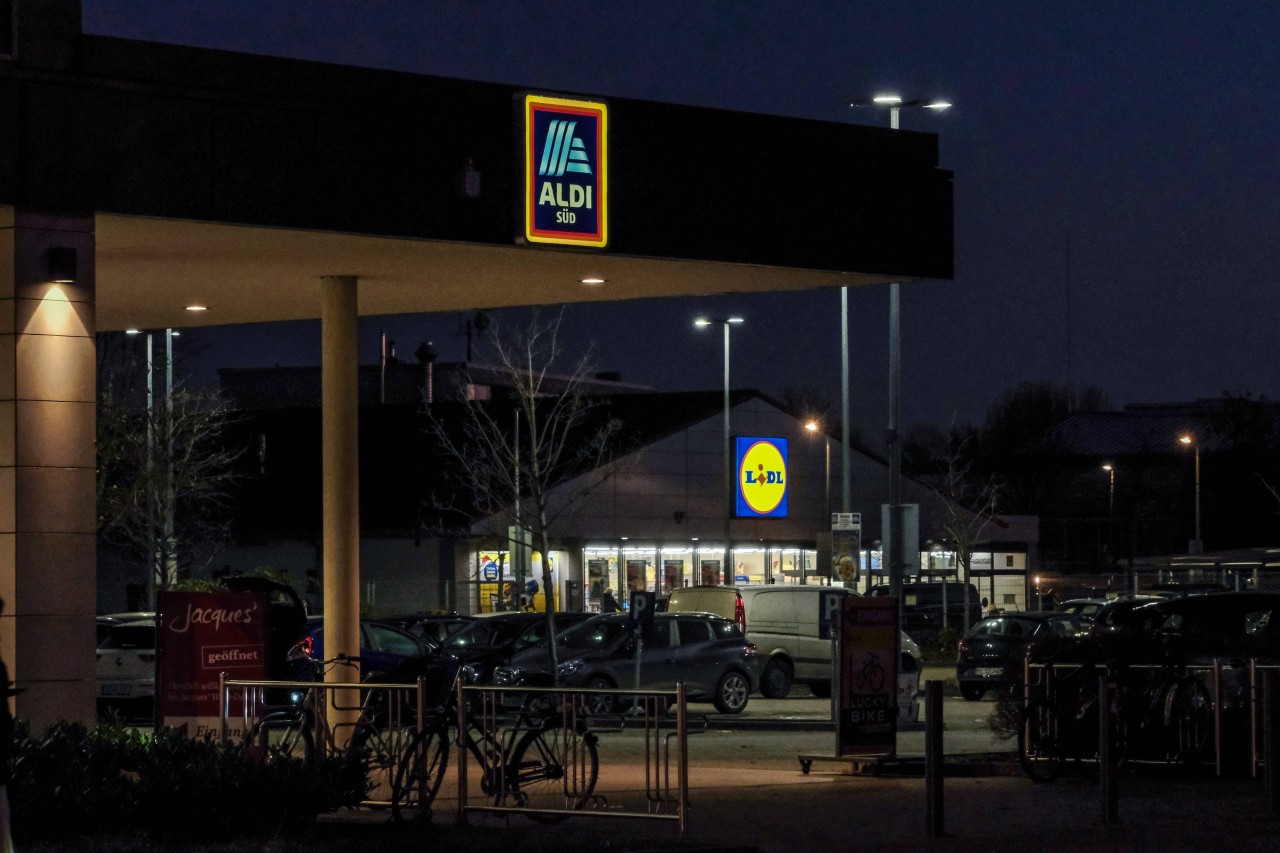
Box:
98;380;243;603
430;309;625;676
907;419;999;633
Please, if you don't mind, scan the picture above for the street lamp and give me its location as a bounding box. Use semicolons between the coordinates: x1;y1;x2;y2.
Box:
125;327;180;606
850;93;951;605
1101;463;1115;561
1179;434;1202;554
695;316;744;584
805;420;832;525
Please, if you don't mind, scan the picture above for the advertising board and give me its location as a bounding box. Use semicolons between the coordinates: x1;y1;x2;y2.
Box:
837;594;899;757
157;590;268;741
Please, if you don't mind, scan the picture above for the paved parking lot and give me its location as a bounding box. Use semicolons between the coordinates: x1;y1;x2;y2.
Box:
395;676;1280;852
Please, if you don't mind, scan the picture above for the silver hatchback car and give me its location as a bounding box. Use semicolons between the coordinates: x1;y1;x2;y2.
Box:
96;618;157;720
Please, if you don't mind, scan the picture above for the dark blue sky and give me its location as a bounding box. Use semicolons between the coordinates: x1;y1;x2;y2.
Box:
83;2;1280;434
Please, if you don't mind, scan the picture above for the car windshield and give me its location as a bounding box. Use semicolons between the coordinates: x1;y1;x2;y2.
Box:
559;619;627;650
443;619;527;649
99;624;155;650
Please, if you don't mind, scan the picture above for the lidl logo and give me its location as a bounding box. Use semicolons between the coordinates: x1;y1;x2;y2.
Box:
735;437;789;518
523;94;607;248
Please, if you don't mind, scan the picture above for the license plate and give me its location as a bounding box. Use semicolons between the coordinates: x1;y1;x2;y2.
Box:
100;684;132;697
975;668;1004;678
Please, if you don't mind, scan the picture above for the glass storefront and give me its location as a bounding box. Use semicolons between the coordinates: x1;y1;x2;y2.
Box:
581;542;829;610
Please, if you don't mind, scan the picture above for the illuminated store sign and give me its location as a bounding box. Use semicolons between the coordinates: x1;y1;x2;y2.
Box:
523;93;608;248
735;436;788;518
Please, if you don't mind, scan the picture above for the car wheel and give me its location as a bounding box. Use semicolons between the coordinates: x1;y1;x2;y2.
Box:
960;683;987;701
713;671;750;714
759;659;794;699
584;675;617;714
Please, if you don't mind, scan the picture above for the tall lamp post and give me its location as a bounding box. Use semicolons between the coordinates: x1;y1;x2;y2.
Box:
850;93;950;604
1101;463;1115;561
1179;434;1202;554
805;420;832;522
126;327;177;606
696;316;744;583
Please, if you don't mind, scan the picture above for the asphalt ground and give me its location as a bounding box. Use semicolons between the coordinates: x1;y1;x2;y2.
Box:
323;672;1280;852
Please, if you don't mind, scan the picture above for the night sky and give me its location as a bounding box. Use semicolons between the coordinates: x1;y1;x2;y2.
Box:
82;2;1280;436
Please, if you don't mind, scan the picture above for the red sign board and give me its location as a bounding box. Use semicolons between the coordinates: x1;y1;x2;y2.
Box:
157;591;268;739
837;595;899;757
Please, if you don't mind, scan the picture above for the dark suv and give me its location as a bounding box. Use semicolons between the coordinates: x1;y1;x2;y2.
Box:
498;613;757;714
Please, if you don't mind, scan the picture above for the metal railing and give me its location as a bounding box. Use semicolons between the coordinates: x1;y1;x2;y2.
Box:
1022;657;1280;777
218;675;696;837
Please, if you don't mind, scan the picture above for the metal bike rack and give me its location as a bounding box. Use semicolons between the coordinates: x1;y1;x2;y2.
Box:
455;682;693;839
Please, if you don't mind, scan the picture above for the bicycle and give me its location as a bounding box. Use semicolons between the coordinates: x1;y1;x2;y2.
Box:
1017;660;1130;783
247;638;421;806
391;663;599;824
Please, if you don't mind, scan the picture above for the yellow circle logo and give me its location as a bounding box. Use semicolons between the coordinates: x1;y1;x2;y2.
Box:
739;440;787;515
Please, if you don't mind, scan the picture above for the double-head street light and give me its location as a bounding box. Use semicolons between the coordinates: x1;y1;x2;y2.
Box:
850;93;950;602
1179;434;1202;554
695;316;744;583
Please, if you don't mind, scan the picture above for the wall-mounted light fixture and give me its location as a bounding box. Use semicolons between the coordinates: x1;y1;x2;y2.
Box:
47;247;77;283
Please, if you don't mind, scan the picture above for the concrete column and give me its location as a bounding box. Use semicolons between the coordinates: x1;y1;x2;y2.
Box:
320;276;360;677
0;207;97;728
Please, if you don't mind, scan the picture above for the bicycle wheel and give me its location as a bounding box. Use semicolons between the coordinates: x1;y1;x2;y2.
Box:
1162;677;1213;766
349;722;417;806
391;726;450;823
503;723;599;823
1018;698;1066;783
251;716;315;764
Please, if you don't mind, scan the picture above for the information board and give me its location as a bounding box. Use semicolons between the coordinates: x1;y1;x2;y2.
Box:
837;595;899;757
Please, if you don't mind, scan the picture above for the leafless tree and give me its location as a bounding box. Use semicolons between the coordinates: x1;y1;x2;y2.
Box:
429;308;625;676
908;418;1000;632
97;380;243;602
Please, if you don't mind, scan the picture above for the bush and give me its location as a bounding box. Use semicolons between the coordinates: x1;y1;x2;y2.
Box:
8;720;368;843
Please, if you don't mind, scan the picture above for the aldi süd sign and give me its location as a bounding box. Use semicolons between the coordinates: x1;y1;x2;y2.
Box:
735;436;788;518
523;93;607;247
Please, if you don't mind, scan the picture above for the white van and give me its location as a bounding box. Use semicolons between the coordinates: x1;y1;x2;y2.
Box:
666;585;920;722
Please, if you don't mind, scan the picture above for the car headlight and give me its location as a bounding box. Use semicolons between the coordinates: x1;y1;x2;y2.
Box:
557;658;585;677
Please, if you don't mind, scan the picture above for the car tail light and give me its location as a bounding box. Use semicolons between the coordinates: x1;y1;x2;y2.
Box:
139;654;156;663
734;592;746;632
744;641;757;657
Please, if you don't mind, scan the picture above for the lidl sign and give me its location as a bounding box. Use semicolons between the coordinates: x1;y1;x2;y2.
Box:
735;436;788;518
523;94;608;248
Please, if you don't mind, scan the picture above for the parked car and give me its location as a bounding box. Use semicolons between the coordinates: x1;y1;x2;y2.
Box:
306;616;437;678
96;618;157;720
384;612;475;645
955;611;1084;700
868;581;982;647
438;611;594;683
522;612;757;714
664;585;921;721
1057;597;1110;624
97;611;156;643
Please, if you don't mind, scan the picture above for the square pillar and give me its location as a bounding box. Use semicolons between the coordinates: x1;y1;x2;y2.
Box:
0;207;97;728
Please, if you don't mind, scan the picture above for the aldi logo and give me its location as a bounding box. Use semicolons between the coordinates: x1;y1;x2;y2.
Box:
523;94;607;248
735;436;789;518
